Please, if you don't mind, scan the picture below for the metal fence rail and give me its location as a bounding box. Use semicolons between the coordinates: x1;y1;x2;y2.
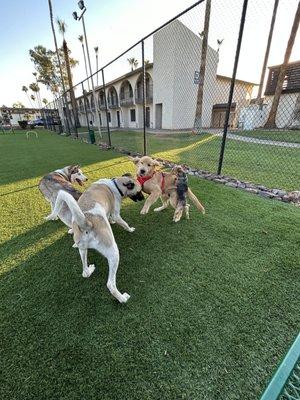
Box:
261;333;300;400
43;0;300;192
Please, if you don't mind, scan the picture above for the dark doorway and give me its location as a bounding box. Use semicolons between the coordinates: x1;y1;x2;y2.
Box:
117;110;121;127
146;107;150;128
155;103;162;129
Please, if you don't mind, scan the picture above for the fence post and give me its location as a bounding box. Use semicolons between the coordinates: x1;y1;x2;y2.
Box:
81;82;91;133
101;69;112;147
141;40;147;155
217;0;248;175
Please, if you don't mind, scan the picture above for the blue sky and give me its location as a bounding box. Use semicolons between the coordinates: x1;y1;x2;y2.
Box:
0;0;299;107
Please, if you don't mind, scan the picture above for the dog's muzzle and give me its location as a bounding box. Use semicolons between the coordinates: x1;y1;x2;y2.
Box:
128;191;145;202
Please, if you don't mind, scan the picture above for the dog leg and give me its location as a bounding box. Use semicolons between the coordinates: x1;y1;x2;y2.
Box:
79;248;95;278
185;204;190;220
105;244;130;303
140;190;161;214
154;198;169;212
173;204;184;222
114;215;135;233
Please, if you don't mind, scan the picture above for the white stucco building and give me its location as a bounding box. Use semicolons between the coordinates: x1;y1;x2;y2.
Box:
72;19;257;131
238;60;300;129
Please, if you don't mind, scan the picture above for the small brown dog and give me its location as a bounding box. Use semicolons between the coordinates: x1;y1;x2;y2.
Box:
129;156;205;221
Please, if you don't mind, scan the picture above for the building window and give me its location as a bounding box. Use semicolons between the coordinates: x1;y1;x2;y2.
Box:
130;109;136;122
108;112;111;123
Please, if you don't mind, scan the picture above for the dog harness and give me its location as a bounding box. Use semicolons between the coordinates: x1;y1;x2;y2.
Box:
138;172;166;193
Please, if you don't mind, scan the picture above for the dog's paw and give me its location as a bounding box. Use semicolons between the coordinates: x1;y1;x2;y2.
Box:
154;207;162;212
119;292;130;303
140;208;148;215
127;227;135;233
68;228;73;234
201;209;205;215
82;264;95;278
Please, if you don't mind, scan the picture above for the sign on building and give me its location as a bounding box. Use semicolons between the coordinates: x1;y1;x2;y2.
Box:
194;71;201;84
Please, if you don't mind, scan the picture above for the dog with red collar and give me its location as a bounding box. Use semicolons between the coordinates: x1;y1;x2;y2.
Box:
129;156;205;220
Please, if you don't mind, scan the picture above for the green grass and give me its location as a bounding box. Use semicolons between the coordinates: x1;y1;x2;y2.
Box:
233;129;300;144
1;129;299;400
87;129;300;190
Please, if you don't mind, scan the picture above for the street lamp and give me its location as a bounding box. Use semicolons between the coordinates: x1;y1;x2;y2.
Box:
72;1;102;138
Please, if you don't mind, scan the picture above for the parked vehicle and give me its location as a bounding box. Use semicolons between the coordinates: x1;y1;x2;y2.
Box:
29;118;45;127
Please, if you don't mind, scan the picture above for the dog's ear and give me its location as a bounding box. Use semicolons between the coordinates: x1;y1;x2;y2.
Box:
152;159;162;168
69;165;79;174
122;172;132;177
128;156;140;164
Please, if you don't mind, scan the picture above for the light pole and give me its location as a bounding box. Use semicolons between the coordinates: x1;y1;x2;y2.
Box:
73;1;102;138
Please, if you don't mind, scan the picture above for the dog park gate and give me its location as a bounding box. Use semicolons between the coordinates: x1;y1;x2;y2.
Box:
44;0;300;193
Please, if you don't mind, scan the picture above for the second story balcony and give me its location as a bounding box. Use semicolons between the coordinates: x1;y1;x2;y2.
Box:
120;80;134;107
107;87;119;109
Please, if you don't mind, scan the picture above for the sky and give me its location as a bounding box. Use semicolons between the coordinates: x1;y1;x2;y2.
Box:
0;0;299;107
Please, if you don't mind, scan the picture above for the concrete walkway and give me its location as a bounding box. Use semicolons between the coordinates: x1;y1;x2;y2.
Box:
212;132;300;149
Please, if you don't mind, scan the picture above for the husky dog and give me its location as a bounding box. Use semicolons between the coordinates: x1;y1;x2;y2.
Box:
39;165;88;228
45;175;144;303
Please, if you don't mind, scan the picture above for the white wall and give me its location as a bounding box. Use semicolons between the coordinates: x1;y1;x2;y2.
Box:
153;19;219;129
264;93;300;128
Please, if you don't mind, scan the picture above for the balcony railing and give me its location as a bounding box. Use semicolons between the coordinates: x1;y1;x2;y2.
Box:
135;89;153;104
108;97;119;109
120;97;134;107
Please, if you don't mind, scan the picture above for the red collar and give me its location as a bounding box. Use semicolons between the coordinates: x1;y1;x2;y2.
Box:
137;174;153;186
137;172;166;192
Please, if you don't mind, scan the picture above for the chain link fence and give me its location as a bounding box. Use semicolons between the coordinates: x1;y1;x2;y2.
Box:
43;0;300;192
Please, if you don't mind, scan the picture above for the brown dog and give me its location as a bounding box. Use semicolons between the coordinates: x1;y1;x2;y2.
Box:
129;156;205;221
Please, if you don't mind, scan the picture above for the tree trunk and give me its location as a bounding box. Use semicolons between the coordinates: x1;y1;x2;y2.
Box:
96;54;99;86
82;44;90;91
256;0;279;103
193;0;211;132
62;39;80;128
48;0;73;135
264;1;300;128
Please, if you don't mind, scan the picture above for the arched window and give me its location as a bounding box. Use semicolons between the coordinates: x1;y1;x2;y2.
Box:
120;80;134;106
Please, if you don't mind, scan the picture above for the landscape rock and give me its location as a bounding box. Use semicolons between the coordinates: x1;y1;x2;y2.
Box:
225;182;238;188
245;188;258;194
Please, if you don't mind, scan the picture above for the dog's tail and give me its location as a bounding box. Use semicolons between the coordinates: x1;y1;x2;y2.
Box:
187;188;205;214
45;190;90;229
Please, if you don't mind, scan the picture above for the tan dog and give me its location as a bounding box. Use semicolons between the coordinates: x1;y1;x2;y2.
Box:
45;175;144;303
129;156;205;220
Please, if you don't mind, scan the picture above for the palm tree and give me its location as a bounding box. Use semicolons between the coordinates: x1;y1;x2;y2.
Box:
94;46;99;86
57;18;80;128
257;0;279;103
217;39;224;53
127;57;138;71
32;72;43;110
48;0;71;134
12;101;25;120
193;0;211;132
264;1;300;128
22;85;34;108
29;82;43;119
30;94;38;109
79;35;90;91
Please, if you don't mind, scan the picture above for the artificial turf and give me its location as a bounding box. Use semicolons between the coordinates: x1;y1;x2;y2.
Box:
78;128;300;191
0;129;299;400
